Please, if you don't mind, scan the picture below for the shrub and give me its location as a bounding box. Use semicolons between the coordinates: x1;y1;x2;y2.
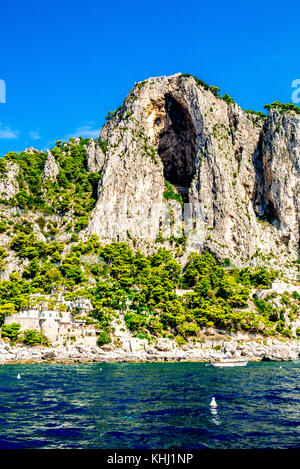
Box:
23;329;49;346
250;267;277;287
281;328;292;339
0;221;7;233
97;331;111;347
179;322;200;337
105;110;117;121
246;110;266;118
1;323;21;343
99;140;108;154
15;191;29;208
0;303;16;326
182;74;210;90
74;217;88;232
264;102;300;115
222;94;235;104
124;313;146;332
209;86;220;97
175;335;187;346
163;180;183;206
71;233;79;242
292;291;300;301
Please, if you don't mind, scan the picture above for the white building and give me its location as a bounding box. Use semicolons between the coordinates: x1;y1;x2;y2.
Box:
4;293;97;345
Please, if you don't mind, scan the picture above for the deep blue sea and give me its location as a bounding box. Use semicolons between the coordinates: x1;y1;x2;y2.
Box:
0;361;299;449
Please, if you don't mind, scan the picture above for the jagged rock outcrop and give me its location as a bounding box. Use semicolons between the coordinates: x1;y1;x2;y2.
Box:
25;147;39;154
42;150;59;181
87;73;300;272
258;110;300;254
0;161;19;200
85;139;105;172
0;73;298;274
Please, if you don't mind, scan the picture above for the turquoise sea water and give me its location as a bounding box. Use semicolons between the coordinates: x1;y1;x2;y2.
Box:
0;361;299;449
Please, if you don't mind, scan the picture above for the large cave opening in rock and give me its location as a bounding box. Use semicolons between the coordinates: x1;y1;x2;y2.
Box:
156;94;197;202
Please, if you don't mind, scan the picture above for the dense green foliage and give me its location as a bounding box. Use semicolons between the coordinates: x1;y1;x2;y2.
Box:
1;323;21;343
96;331;111;347
264;102;300;115
0;128;297;346
163;180;183;206
23;329;49;346
1;139;102;222
222;94;235;104
0;234;297;344
5;150;48;209
105;110;118;120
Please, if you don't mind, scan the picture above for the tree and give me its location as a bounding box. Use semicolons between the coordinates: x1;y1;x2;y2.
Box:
23;257;40;279
0;303;16;326
222;94;235;104
179;322;200;338
0;221;7;233
47;267;63;284
124;313;146;332
195;276;211;297
97;331;111;346
23;329;49;346
15;190;29;208
209;86;220;97
1;323;21;343
60;254;84;283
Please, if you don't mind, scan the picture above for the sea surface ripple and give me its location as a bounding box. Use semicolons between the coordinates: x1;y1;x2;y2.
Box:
0;361;299;449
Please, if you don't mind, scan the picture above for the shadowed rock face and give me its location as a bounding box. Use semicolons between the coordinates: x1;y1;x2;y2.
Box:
157;94;196;190
87;73;300;274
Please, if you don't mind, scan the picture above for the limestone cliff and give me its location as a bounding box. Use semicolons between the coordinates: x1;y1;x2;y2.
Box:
86;74;300;275
0;73;299;277
42;150;60;181
0;161;19;200
85;138;105;173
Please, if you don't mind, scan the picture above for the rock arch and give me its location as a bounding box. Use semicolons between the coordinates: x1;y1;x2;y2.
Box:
152;94;197;201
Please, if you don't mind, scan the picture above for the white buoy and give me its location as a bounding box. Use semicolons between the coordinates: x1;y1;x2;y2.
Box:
17;373;21;380
210;397;217;408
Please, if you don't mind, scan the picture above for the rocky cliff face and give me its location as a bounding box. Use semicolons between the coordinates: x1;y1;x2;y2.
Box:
87;74;300;274
42;150;60;181
0;73;299;276
258;111;300;256
85;139;105;172
0;161;19;200
0;80;299;354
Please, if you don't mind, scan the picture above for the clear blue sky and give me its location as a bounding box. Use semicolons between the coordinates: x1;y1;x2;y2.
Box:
0;0;300;156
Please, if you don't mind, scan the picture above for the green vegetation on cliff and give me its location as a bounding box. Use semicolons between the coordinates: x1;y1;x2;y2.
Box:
1;138;101;220
1;232;297;345
264;102;300;115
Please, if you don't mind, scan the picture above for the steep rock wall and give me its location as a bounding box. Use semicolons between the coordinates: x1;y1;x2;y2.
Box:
83;74;300;269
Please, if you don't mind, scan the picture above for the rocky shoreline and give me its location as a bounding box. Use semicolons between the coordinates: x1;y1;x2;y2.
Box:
1;337;299;364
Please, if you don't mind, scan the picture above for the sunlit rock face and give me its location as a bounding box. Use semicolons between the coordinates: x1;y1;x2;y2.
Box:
258;110;300;255
87;73;300;271
0;161;19;200
43;150;59;181
85;139;105;173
